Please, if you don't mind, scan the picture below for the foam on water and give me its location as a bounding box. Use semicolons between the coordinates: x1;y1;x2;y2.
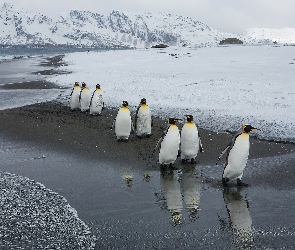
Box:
0;171;96;249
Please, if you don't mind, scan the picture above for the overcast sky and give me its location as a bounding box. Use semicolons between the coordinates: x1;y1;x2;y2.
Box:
3;0;295;33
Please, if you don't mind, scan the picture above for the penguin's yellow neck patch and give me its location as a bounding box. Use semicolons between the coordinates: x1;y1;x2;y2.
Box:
186;121;195;126
141;104;148;108
74;86;80;89
121;106;129;110
242;132;249;136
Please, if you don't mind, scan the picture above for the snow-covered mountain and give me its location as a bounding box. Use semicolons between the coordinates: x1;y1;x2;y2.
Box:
0;2;291;49
245;28;295;44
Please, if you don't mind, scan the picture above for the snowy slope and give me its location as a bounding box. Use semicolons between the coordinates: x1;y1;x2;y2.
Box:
245;28;295;44
0;2;275;48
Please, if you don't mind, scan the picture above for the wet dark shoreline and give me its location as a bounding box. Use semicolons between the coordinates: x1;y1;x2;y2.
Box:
1;100;294;169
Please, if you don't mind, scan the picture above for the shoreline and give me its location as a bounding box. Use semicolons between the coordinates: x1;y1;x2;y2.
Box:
1;100;294;169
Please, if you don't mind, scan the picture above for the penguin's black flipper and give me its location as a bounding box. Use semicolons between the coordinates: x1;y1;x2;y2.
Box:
134;104;141;131
131;119;135;133
111;119;116;130
216;145;230;165
70;87;74;98
153;136;163;154
79;89;83;102
90;90;95;104
153;125;169;154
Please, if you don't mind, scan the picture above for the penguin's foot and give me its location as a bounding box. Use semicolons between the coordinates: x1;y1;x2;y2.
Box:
222;178;228;187
190;158;196;164
237;179;249;187
117;138;129;142
181;159;187;164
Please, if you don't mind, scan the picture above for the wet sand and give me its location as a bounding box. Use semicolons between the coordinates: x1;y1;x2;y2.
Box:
0;100;294;168
1;54;295;249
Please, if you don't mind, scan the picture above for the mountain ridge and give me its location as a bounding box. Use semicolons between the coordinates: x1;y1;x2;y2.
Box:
1;3;294;49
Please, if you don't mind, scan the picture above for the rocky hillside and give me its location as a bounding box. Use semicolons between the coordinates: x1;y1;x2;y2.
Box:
0;3;282;49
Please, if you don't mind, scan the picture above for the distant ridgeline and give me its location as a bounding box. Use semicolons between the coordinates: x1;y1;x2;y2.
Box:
1;3;279;49
219;38;243;45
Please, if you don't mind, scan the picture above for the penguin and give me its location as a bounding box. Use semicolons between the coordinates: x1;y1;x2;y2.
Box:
114;101;134;141
216;125;257;186
134;98;152;138
79;82;91;112
155;118;180;166
69;82;81;110
89;84;103;115
180;115;203;164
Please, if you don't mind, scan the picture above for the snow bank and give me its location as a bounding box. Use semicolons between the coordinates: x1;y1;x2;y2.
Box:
52;45;295;142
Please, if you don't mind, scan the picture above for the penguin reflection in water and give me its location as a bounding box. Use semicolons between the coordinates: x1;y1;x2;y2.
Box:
155;118;180;166
159;167;202;225
114;101;134;141
69;82;81;110
222;187;253;246
216;125;257;186
134;98;152;138
79;82;91;112
89;84;103;115
180;115;203;164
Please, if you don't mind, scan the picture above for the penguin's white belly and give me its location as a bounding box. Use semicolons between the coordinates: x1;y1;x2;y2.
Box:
159;127;180;165
70;89;80;110
115;109;132;139
136;107;151;136
90;92;103;115
223;134;250;180
80;90;91;111
180;124;199;159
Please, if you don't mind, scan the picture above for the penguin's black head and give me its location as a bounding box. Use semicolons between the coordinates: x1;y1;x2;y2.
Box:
81;82;86;87
96;84;101;89
186;115;193;122
242;124;257;133
122;101;128;107
140;98;146;104
74;82;79;87
168;118;180;125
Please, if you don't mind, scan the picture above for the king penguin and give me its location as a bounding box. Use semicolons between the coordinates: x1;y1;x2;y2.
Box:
79;82;91;112
69;82;81;110
114;101;133;141
180;115;203;164
155;118;180;166
89;84;103;115
216;124;257;186
134;98;152;138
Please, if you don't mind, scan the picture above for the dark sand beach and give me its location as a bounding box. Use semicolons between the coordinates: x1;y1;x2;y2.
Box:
1;55;295;249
